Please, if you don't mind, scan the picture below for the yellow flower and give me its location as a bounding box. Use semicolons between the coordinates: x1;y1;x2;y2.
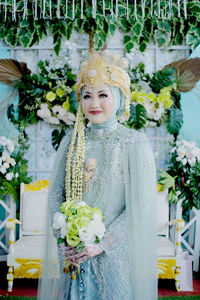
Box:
56;88;64;97
62;97;70;111
72;85;76;91
46;91;56;102
49;82;52;88
131;91;138;102
163;99;173;109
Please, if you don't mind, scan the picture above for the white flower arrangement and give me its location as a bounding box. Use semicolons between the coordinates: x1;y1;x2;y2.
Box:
37;104;76;126
0;137;18;181
171;140;200;168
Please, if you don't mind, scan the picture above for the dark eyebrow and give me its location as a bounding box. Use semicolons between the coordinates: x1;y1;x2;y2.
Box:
97;90;108;93
84;91;92;95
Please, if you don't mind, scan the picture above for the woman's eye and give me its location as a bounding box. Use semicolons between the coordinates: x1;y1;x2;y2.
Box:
83;95;91;99
99;93;107;98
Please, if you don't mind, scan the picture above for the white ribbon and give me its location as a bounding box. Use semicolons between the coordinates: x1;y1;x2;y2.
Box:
81;0;84;19
57;0;60;18
126;0;129;19
151;0;153;17
72;0;75;20
116;0;118;19
142;0;146;18
183;0;187;19
12;0;16;21
177;0;180;17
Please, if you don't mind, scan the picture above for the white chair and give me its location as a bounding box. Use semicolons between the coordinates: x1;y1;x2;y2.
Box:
157;188;185;291
6;180;49;292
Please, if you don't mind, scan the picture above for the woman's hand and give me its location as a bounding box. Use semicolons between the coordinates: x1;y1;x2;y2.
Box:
59;244;103;267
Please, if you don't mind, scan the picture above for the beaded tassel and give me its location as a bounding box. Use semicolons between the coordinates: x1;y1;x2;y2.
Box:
81;0;84;19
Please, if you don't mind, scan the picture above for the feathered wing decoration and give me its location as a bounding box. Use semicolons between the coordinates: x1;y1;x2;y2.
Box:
163;58;200;92
0;59;31;86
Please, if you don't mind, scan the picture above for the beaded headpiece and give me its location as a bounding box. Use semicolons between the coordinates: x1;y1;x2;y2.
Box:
65;51;131;203
75;50;131;116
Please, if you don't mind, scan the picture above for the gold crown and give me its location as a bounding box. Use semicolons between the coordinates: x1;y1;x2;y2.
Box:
75;51;131;116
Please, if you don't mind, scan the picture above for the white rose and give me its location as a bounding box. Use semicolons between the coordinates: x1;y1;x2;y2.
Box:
0;167;6;174
188;157;196;167
88;219;105;240
37;107;51;119
76;201;87;207
44;116;60;125
79;226;96;245
60;224;68;239
0;158;2;166
5;172;14;181
3;162;9;169
182;158;187;165
15;173;19;178
53;212;66;230
2;151;9;161
7;141;14;153
10;158;16;166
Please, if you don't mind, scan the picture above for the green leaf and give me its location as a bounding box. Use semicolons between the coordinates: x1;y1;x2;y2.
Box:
158;169;176;191
124;41;134;53
29;111;38;124
166;107;183;135
57;237;65;244
52;129;66;150
150;68;176;93
77;241;84;252
139;41;147;52
95;236;100;244
54;38;62;55
129;103;147;129
124;34;131;44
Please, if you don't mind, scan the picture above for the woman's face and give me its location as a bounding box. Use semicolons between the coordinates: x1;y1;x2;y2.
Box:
81;83;114;124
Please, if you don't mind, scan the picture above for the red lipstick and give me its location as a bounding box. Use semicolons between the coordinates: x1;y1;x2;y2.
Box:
89;111;102;115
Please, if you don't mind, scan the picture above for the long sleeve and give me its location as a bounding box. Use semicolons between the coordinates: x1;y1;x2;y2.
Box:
123;136;158;300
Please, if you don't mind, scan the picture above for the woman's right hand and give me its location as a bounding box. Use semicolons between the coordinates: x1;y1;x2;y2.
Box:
59;244;88;267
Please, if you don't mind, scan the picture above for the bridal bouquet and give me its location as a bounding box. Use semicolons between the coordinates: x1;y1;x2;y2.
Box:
53;200;105;274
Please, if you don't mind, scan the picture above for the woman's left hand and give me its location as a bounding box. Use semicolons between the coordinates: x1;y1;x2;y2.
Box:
61;244;103;266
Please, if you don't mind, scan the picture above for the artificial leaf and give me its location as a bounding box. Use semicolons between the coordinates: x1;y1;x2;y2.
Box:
166;107;183;135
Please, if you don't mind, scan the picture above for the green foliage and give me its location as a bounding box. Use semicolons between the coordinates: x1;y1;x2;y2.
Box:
150;68;176;94
127;103;147;130
166;107;183;135
0;1;199;54
52;129;66;150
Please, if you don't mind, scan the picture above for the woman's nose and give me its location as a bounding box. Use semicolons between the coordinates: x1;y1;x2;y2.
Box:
90;96;99;107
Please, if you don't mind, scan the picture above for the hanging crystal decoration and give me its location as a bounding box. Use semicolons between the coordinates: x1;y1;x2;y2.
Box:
72;0;75;19
12;0;16;21
150;0;153;17
169;0;172;19
34;0;38;19
49;0;52;19
92;0;96;18
183;0;187;19
4;0;7;21
23;0;28;19
115;0;118;19
134;0;137;19
141;0;146;18
65;0;68;18
57;0;60;18
177;0;180;17
126;0;129;19
43;0;45;18
81;0;84;19
158;0;160;18
111;0;113;18
103;0;105;17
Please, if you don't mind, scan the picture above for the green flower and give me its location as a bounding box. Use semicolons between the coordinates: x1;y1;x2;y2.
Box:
62;97;70;111
60;201;77;217
67;230;80;247
77;205;94;220
46;91;56;102
67;221;79;235
56;88;64;97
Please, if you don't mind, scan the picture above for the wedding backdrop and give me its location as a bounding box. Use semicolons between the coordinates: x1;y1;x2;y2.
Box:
0;1;200;292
